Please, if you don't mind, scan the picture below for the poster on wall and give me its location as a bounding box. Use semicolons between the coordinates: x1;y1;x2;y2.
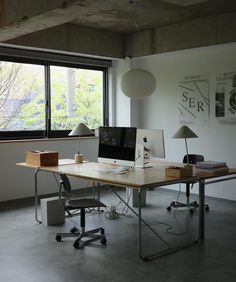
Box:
215;71;236;123
178;74;209;125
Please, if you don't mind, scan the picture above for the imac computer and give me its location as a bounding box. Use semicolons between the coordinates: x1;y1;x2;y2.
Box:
135;129;165;167
98;126;137;167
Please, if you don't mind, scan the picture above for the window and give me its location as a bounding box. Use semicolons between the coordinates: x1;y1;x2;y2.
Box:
0;47;110;140
50;66;104;131
0;62;45;132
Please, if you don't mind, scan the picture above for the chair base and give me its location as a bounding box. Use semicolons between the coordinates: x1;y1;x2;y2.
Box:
167;200;209;213
55;226;107;249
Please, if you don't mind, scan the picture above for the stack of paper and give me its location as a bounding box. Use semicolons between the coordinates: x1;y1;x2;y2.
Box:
195;161;229;174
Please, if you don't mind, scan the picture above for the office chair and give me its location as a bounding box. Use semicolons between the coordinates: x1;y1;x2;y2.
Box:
166;154;210;214
55;174;107;249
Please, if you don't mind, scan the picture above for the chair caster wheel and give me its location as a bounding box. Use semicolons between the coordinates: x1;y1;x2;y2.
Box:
100;228;105;235
167;206;171;211
70;227;78;233
55;235;62;242
190;209;194;215
205;205;210;211
100;238;107;245
73;241;80;249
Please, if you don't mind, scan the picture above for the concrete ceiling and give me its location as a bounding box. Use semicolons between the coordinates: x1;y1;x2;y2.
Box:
0;0;236;42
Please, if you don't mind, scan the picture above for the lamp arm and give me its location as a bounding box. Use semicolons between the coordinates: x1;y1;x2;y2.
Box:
184;137;189;165
78;137;80;154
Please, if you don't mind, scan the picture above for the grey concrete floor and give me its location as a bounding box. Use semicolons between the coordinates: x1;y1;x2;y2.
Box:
0;188;236;282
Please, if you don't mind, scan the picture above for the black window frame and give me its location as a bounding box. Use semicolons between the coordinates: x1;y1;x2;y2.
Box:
0;46;110;140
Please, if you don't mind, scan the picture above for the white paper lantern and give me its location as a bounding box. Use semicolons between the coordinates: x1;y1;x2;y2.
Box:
121;69;156;98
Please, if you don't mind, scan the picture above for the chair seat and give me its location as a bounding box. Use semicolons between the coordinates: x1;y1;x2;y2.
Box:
68;198;106;209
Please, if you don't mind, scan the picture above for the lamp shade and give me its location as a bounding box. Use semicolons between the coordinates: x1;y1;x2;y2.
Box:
173;125;198;139
121;69;156;99
69;122;94;137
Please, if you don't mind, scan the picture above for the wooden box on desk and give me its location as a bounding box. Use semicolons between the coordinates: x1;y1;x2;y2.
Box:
25;151;58;166
165;166;193;178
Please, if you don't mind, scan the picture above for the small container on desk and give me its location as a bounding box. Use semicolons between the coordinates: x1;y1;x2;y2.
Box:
165;165;193;177
25;150;59;166
74;153;83;163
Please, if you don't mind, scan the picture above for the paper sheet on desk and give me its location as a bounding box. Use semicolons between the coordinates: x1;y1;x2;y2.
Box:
94;167;129;174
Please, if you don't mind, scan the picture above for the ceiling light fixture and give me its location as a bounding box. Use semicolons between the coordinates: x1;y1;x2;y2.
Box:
121;69;156;99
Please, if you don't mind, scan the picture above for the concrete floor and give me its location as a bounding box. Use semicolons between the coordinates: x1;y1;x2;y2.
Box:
0;188;236;282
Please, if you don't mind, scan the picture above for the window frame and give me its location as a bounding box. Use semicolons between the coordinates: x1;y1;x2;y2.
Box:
0;46;110;140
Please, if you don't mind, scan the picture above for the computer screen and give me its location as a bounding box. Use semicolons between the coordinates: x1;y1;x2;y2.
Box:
136;129;165;164
98;127;137;167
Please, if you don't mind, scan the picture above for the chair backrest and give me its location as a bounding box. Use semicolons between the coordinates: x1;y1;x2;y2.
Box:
183;154;204;164
60;174;72;192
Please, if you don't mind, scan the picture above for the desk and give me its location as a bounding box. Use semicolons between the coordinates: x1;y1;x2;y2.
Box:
17;159;236;260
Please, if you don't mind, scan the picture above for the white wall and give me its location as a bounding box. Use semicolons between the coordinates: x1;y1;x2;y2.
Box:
116;43;236;201
2;43;236;202
0;138;98;201
114;58;131;127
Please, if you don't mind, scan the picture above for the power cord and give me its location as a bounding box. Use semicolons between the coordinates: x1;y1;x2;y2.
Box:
103;185;134;219
105;204;120;220
135;154;140;162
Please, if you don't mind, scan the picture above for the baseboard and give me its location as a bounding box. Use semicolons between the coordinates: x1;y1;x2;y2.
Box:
0;185;112;208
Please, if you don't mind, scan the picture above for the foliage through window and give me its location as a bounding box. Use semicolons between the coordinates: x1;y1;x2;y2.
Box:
0;62;45;131
50;66;103;131
0;57;108;140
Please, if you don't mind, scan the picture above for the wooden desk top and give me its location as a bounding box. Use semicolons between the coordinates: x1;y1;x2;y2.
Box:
17;159;236;190
17;159;196;189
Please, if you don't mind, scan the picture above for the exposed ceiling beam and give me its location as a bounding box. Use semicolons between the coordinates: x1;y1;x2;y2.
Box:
0;0;85;42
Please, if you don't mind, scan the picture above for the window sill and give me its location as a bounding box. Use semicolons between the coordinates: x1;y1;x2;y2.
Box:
0;136;98;144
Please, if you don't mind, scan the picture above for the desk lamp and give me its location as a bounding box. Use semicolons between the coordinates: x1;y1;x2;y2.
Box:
69;123;94;161
173;125;198;165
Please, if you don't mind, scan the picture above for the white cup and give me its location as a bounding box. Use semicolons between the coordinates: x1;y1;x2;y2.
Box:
75;153;83;163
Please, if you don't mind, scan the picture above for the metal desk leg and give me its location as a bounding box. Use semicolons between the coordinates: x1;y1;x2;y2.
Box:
97;182;101;201
97;182;101;212
109;186;198;260
93;182;96;199
138;189;144;259
34;168;42;224
199;179;205;240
